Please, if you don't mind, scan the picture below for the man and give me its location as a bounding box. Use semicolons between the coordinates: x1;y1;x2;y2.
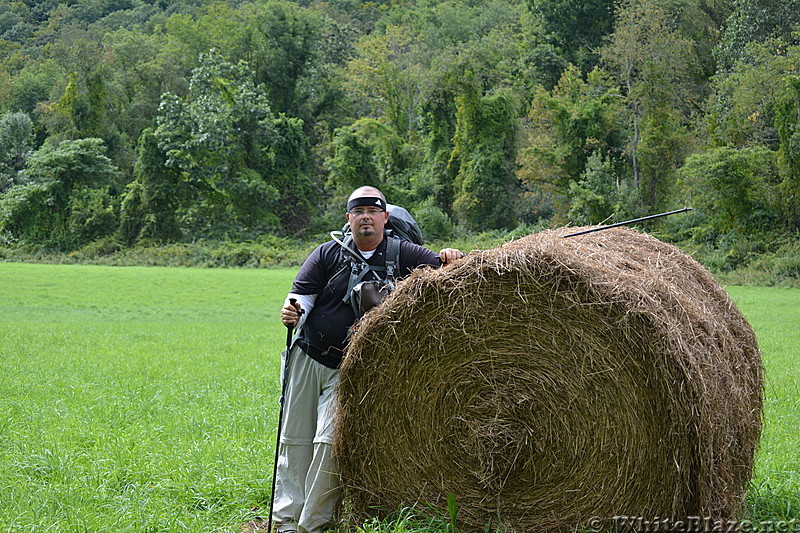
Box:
274;186;460;533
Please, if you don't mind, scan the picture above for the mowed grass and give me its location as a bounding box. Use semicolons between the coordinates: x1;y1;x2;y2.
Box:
0;264;797;531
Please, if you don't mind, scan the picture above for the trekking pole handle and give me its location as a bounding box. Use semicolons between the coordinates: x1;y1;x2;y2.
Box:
285;298;304;347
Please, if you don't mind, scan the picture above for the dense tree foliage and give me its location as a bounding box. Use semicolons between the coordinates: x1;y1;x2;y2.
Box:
528;0;613;72
0;138;119;247
154;50;311;238
518;65;624;221
0;111;34;192
119;128;183;243
451;86;519;230
0;0;799;260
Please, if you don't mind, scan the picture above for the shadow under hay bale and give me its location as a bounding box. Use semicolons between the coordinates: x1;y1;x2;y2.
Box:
334;227;763;532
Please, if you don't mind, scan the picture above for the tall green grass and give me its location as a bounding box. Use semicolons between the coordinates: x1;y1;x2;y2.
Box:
0;265;797;531
0;263;295;531
727;287;800;522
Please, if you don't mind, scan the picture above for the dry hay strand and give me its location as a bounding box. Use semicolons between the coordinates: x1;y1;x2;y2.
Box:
334;226;763;532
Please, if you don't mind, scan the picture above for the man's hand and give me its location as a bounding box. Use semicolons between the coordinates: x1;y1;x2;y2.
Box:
439;248;463;265
281;299;303;327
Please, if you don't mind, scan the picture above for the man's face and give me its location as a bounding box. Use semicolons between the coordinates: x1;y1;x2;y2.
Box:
347;204;389;239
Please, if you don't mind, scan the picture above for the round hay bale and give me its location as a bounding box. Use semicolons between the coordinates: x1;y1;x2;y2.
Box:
334;227;762;531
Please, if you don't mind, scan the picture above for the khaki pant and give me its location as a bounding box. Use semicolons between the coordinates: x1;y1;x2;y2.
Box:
272;345;340;533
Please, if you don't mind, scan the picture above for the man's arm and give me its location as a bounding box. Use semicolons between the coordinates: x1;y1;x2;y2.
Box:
398;241;462;276
281;242;332;327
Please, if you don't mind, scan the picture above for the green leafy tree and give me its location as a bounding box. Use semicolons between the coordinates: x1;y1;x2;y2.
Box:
416;0;540;94
155;51;311;238
84;68;109;140
326;122;379;193
716;0;800;70
0;65;12;113
39;64;126;168
517;65;625;221
0;111;34;192
404;0;544;211
1;138;120;247
0;183;52;245
42;72;88;141
601;0;696;211
161;5;244;72
412;197;455;241
119;128;182;244
8;59;64;114
346;25;427;137
705;39;800;228
451;86;519;230
678;145;779;233
568;151;634;224
528;0;614;71
0;12;24;37
67;186;117;244
326;117;419;205
101;27;184;152
247;0;328;120
775;75;800;228
707;39;800;149
43;25;124;137
416;86;459;213
21;138;119;204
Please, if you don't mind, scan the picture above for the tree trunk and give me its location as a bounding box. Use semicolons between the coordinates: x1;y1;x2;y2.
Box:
626;60;640;191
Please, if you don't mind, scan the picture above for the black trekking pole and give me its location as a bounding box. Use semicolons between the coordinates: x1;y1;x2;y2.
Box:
562;207;693;238
267;298;302;533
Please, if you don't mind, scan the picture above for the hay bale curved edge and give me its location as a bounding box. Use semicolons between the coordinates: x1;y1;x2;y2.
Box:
333;227;763;531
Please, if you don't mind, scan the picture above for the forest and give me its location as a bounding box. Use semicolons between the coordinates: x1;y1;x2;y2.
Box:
0;0;799;279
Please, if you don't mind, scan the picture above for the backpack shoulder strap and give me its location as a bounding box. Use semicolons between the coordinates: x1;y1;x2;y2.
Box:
328;230;359;285
330;243;350;284
384;235;401;280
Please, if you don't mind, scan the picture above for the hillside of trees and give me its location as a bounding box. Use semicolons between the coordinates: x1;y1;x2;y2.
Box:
1;0;799;280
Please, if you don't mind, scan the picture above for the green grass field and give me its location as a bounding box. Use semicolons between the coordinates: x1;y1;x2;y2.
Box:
0;264;797;532
0;263;295;531
727;286;800;523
